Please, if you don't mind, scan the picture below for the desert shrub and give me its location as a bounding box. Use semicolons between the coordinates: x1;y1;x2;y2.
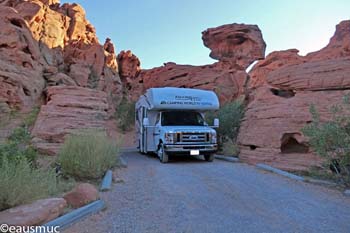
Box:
115;98;135;132
0;157;58;211
0;106;40;166
0;127;37;166
302;97;350;184
7;127;31;143
206;100;245;154
23;107;40;127
0;105;74;211
222;142;240;156
58;130;119;179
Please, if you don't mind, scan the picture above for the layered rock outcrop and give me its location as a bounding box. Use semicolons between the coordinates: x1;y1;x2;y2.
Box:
0;6;46;114
248;49;306;90
126;23;266;103
0;0;123;154
1;0;123;108
31;86;108;155
238;20;350;171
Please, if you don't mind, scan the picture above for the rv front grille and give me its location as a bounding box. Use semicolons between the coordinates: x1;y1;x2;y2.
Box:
181;132;208;143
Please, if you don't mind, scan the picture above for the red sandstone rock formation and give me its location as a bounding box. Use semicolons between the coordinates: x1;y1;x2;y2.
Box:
126;24;266;103
31;86;109;155
117;50;141;79
307;20;350;61
238;20;350;171
0;6;46;113
2;0;122;107
0;0;124;154
248;49;306;89
0;198;67;226
63;183;99;208
134;62;247;103
202;23;266;69
268;57;350;91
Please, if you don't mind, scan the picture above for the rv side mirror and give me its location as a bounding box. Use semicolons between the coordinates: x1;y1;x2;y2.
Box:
214;118;219;128
143;118;150;127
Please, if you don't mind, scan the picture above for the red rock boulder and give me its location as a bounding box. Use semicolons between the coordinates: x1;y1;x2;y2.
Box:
202;23;266;69
117;50;141;79
0;198;67;226
63;183;99;208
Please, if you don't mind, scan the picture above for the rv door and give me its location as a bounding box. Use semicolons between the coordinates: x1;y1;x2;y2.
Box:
139;106;147;153
146;112;160;152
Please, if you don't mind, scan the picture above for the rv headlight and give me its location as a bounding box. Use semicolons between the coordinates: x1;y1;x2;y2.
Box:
211;132;217;143
165;132;175;144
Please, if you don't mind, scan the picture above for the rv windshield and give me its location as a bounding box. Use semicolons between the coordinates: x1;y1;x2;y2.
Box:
161;111;205;126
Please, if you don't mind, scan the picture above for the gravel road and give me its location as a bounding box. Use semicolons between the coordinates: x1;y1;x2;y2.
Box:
64;152;350;233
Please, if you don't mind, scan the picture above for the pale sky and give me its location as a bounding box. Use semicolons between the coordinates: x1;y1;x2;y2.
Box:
61;0;350;69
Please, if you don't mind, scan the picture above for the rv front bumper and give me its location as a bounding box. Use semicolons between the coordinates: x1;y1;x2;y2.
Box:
164;144;217;154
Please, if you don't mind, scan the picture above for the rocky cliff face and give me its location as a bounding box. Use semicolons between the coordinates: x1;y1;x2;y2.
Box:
0;5;46;114
238;20;350;171
125;23;266;103
0;0;122;154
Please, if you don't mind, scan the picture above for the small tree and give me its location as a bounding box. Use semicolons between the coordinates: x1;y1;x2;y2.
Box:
206;100;245;154
115;98;135;132
302;95;350;184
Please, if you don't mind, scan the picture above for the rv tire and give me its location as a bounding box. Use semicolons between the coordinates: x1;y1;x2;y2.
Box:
158;143;168;163
204;154;214;162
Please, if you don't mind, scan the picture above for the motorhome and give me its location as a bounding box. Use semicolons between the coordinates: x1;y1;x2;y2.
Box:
135;87;220;163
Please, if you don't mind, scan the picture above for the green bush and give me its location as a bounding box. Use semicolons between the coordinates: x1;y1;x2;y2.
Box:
7;127;31;143
23;107;40;127
302;97;350;184
222;142;240;156
0;127;37;167
206;100;245;154
115;98;135;132
0;106;40;166
0;157;58;211
58;130;119;179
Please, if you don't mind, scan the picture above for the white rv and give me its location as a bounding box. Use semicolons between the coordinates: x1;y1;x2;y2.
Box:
135;87;220;163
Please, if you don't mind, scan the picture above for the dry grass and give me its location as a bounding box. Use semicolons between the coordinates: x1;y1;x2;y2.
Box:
58;130;120;180
0;157;58;211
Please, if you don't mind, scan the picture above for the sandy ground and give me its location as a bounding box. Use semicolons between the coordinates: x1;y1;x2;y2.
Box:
64;152;350;233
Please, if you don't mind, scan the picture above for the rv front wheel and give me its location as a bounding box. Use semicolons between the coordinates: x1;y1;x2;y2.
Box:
204;154;214;162
158;143;168;163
